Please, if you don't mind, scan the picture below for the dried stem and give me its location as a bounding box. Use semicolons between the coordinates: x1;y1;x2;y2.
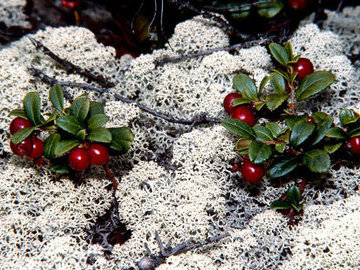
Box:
103;163;118;192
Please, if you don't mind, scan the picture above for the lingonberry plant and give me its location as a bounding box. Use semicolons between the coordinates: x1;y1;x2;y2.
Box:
221;42;360;222
9;85;133;185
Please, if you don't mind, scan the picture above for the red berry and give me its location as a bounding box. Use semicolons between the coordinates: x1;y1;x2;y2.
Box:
223;93;242;114
61;0;80;8
294;58;314;80
88;143;109;166
347;137;360;155
68;147;90;171
9;117;33;135
240;161;265;183
10;138;32;156
34;157;45;166
288;0;311;10
307;116;315;124
27;137;44;159
231;106;256;126
231;163;240;173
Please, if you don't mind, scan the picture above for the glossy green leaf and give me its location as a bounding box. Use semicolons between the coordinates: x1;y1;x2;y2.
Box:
270;72;286;94
295;71;335;101
275;142;286;153
272;69;291;81
265;122;283;138
257;0;283;18
324;142;343;154
57;116;83;135
49;84;64;112
23;92;44;125
268;156;300;178
233;73;258;100
312;113;333;145
70;95;90;122
11;126;36;144
76;129;87;141
348;125;360;138
87;128;112;143
249;140;273;164
89;101;104;117
278;129;291;143
326;127;346;139
221;119;256;139
290;71;298;85
9;109;28;119
284;42;294;59
285;115;308;130
303;149;331;173
50;162;69;174
253;125;274;141
54;139;80;157
286;186;302;205
259;76;270;94
87;114;109;130
270;200;292;210
269;43;291;67
292;203;303;212
43;133;61;159
290;120;315;147
266;93;288;111
339;109;359;126
255;102;266;111
109;127;134;153
235;138;252;151
232;97;252;106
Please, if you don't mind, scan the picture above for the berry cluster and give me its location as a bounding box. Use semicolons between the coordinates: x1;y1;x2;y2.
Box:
68;143;109;171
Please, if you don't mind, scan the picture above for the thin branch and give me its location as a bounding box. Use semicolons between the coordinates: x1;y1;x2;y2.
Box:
203;0;275;12
28;37;116;88
28;67;223;126
103;163;118;192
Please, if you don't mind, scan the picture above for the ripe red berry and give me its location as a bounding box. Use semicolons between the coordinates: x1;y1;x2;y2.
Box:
61;0;80;8
307;116;315;124
288;0;311;10
294;58;314;80
10;138;32;156
223;92;242;114
231;106;256;126
9;117;33;135
68;147;90;171
27;137;44;159
347;137;360;155
88;143;109;166
231;163;240;173
240;161;265;183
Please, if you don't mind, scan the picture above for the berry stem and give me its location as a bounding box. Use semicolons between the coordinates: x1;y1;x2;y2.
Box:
103;163;118;192
288;82;296;114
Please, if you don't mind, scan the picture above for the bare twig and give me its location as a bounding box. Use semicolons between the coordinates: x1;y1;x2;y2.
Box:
28;37;116;88
103;163;118;192
28;67;222;126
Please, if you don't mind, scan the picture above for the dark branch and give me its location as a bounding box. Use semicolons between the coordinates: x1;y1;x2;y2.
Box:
28;67;222;126
28;37;116;88
202;0;276;12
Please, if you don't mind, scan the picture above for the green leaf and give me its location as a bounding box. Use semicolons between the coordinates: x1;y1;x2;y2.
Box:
269;43;291;67
324;142;343;154
87;128;112;143
76;129;87;141
270;200;292;210
265;122;283;138
292;203;303;212
49;84;64;112
255;102;266;111
87;114;109;130
272;69;291;81
43;133;61;159
249;140;273;164
11;126;36;144
9;109;28;119
109;127;134;153
290;120;315;147
268;156;300;178
284;42;294;59
70;95;90;122
303;149;331;173
348;125;360;138
233;73;258;100
312;113;333;145
253;125;274;141
89;101;104;117
295;71;335;101
50;162;69;174
54;139;80;157
23;92;44;125
339;109;359;126
290;72;298;85
235;138;252;151
221;119;256;139
286;186;302;205
266;93;288;111
270;72;286;94
275;142;286;153
286;115;307;130
232;97;252;107
57;116;83;135
44;112;57;125
257;0;283;18
326;127;346;139
259;76;269;95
